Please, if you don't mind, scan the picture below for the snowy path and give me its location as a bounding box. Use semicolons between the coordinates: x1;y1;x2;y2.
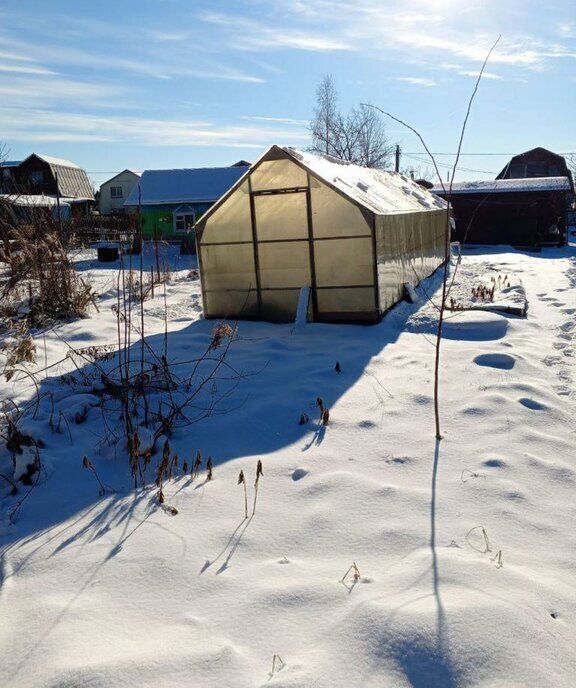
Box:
1;246;575;687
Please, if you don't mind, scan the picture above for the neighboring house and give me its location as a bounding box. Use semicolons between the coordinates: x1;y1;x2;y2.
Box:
196;145;447;324
432;147;574;247
123;162;251;243
0;161;22;193
1;153;95;217
99;169;140;215
432;177;571;246
498;147;575;234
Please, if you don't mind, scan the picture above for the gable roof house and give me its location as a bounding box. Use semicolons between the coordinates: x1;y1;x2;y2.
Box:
432;147;573;247
123;162;251;242
1;154;95;218
99;169;140;215
196;146;447;324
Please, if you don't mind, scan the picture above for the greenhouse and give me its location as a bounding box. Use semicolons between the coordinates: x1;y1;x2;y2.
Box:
196;146;448;323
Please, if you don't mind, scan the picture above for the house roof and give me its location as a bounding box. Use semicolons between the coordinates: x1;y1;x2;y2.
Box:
23;153;81;170
1;160;22;168
123;165;250;206
100;169;141;188
431;177;572;195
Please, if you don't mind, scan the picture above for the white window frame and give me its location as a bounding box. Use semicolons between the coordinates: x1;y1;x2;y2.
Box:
173;212;195;233
110;186;123;198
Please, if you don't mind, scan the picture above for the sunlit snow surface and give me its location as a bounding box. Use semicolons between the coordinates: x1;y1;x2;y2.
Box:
1;243;576;687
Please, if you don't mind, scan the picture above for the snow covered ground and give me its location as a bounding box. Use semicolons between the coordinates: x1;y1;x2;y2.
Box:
1;243;576;687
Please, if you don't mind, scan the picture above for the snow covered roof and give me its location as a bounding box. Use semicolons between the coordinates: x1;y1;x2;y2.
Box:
284;147;447;215
431;176;572;195
0;194;72;207
1;160;21;168
23;153;81;170
124;165;250;207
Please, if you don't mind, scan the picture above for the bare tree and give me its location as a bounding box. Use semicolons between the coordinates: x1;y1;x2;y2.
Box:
310;76;393;168
310;75;339;157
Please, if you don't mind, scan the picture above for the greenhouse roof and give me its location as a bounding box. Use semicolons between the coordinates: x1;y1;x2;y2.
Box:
284;147;447;215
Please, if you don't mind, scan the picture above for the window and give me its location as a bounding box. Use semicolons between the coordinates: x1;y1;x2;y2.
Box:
174;212;195;233
30;170;44;184
110;186;123;198
526;162;548;178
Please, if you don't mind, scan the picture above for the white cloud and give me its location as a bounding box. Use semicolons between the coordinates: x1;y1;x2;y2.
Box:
241;116;310;125
0;78;124;107
0;63;56;75
458;70;503;80
0;108;310;148
199;11;352;51
395;77;437;87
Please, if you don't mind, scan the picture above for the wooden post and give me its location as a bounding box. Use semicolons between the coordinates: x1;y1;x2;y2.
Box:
395;144;401;172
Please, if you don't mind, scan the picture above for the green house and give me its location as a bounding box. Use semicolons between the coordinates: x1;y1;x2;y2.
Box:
123;162;250;245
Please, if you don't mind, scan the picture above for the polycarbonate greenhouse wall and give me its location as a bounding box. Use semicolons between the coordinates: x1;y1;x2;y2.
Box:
197;147;447;323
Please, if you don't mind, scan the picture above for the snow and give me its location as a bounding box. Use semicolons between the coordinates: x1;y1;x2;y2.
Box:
285;147;448;215
123;165;250;207
431;176;571;195
1;242;576;686
23;153;82;170
0;194;72;207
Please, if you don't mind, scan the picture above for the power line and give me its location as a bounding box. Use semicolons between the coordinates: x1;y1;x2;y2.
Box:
404;151;576;156
404;154;496;175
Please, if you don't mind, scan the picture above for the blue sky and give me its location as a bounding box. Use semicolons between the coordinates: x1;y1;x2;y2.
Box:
0;0;574;188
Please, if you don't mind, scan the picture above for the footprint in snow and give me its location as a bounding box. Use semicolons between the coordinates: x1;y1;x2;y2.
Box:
474;353;515;370
483;458;507;469
518;397;548;411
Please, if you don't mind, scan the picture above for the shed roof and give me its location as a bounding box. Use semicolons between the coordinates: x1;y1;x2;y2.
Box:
431;177;571;195
124;165;250;206
0;194;72;207
1;160;22;168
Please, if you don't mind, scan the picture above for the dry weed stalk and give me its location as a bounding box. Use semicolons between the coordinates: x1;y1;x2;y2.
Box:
82;455;107;496
238;469;248;519
270;655;285;676
492;549;503;568
252;459;263;515
341;562;361;582
193;451;202;479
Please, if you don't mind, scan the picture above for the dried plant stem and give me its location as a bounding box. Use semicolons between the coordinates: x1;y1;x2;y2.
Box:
341;561;361;582
252;459;263;516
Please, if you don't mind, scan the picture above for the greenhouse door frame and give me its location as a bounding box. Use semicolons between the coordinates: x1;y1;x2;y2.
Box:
249;178;318;321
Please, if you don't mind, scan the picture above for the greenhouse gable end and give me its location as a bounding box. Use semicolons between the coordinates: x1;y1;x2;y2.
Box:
196;146;448;324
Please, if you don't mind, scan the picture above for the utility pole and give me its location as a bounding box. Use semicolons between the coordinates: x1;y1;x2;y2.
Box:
395;144;401;172
55;171;63;235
